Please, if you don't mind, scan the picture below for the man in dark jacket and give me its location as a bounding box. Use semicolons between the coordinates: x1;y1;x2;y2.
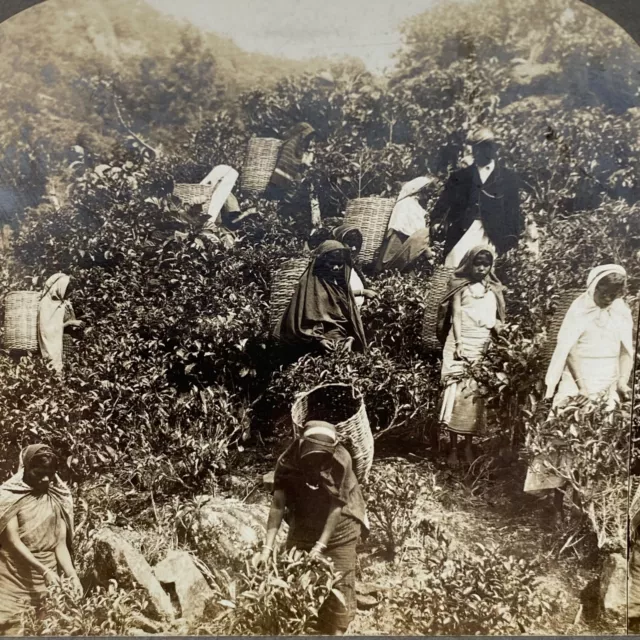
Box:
431;128;524;267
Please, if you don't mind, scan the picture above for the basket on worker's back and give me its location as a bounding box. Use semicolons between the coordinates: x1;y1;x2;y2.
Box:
240;137;283;195
542;288;582;365
4;291;40;352
291;383;374;484
343;197;395;265
269;257;310;334
421;265;455;352
173;184;215;210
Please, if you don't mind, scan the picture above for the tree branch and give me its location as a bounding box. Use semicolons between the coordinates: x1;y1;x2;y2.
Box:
113;95;160;159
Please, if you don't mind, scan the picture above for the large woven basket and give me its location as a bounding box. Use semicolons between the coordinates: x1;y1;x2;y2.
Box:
269;257;310;334
241;137;283;195
542;288;582;365
421;266;456;351
4;291;40;351
291;383;374;483
344;197;395;265
173;184;215;209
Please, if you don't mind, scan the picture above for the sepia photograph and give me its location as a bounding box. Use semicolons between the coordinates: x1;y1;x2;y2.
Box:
0;0;638;636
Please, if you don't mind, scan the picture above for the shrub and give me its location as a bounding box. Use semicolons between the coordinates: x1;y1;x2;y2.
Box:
522;396;630;551
20;579;149;637
391;539;555;634
198;548;341;635
366;463;443;560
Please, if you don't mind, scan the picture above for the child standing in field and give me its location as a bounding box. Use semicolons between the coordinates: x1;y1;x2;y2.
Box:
436;246;505;467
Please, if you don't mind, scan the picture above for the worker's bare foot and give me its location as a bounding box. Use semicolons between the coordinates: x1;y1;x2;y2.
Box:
447;450;459;469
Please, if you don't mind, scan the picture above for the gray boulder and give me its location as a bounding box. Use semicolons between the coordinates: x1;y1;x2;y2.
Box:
154;550;213;621
93;526;174;620
183;497;287;568
600;553;627;615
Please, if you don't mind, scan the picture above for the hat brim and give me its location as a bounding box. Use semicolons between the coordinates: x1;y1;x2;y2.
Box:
300;437;335;459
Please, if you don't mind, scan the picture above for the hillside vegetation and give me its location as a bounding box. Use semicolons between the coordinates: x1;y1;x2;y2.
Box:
0;0;639;634
0;0;335;219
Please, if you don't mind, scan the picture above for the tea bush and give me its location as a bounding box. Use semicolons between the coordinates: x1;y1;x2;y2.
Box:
392;539;556;634
198;548;340;635
366;463;443;560
21;578;149;637
523;396;630;551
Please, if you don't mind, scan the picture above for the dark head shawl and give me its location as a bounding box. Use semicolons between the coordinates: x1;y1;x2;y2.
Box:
435;245;506;345
332;224;363;249
332;223;368;285
274;240;367;352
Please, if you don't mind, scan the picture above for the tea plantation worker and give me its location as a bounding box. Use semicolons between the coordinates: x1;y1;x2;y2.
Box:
267;122;320;233
436;246;505;468
332;224;378;308
524;264;633;520
38;273;84;374
274;239;367;355
198;165;258;235
260;421;368;635
268;122;317;198
375;177;434;274
0;444;80;636
431;128;524;268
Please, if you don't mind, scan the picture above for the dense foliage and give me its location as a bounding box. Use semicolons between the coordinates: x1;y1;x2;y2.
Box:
0;0;638;633
200;550;340;635
21;579;148;636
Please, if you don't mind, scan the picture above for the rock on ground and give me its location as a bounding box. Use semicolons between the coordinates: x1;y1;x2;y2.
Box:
600;553;627;615
183;496;287;568
93;526;174;621
154;550;213;621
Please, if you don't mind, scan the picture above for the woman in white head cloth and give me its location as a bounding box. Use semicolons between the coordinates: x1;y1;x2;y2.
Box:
524;264;634;519
37;273;84;374
375;176;434;274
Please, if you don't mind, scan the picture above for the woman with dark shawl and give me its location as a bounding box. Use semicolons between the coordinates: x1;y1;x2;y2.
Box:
0;445;80;635
436;246;506;467
375;177;434;274
274;240;367;354
332;224;377;308
259;421;368;635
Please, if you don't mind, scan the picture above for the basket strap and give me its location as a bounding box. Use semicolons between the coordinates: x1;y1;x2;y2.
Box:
40;274;66;301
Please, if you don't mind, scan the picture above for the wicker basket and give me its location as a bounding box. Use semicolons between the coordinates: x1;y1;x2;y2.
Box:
240;137;283;195
269;257;310;334
344;197;395;265
291;383;373;483
542;288;582;364
173;183;215;209
4;291;40;351
421;266;456;351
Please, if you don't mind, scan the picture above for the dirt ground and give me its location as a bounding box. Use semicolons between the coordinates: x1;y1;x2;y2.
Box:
224;439;625;636
94;438;625;636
